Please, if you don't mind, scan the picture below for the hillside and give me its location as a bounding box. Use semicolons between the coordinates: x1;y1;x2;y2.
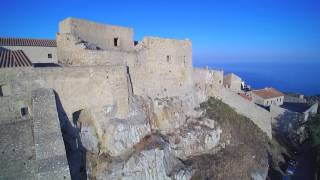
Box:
188;98;269;179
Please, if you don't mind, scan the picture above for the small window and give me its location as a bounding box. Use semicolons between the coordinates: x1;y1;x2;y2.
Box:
48;53;52;58
0;85;3;96
114;38;119;47
166;55;171;62
0;84;11;96
21;107;29;117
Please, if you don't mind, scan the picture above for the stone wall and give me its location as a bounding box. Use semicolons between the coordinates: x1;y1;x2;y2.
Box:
223;73;242;92
56;32;136;66
57;18;194;101
59;17;134;51
56;17;136;66
0;87;71;179
303;102;318;122
1;46;57;64
193;68;223;104
220;88;272;138
270;102;318;124
284;95;307;103
0;96;28;124
32;88;71;179
0;66;129;119
131;37;194;99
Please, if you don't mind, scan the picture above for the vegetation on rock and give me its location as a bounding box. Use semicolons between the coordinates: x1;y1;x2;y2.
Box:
187;97;269;180
307;111;320;179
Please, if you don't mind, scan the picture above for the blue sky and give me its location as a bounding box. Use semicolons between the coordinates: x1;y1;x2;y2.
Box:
1;0;320;65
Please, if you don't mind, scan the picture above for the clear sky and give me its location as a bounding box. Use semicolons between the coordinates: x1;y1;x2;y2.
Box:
1;0;320;65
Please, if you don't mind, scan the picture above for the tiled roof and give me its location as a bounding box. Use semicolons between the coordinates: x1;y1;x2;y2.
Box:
0;37;56;47
0;48;32;68
252;88;284;99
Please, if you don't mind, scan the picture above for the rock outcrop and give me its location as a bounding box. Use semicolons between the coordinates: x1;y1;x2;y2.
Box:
73;96;269;180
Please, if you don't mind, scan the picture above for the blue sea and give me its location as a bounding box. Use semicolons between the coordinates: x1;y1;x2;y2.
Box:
198;62;320;95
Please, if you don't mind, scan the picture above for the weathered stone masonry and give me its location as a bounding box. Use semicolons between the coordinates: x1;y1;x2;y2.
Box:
57;17;194;101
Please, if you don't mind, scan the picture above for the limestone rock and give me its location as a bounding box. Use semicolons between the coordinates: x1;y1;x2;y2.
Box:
97;148;192;180
103;118;151;157
251;169;268;180
167;118;222;160
151;96;195;131
77;96;152;157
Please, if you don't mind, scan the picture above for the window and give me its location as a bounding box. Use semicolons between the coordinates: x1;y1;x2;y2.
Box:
0;84;11;96
114;38;119;47
21;107;29;117
48;53;52;58
166;55;171;62
0;85;3;96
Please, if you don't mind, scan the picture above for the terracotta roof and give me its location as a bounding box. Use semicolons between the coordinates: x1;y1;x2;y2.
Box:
0;48;32;68
0;37;56;47
252;88;284;99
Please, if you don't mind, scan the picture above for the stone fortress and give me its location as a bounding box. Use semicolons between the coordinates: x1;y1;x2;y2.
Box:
0;17;277;179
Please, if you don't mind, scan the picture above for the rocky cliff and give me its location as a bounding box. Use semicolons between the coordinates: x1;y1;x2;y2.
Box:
65;96;269;180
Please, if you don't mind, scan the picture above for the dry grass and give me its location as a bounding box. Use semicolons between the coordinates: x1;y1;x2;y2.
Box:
187;97;270;180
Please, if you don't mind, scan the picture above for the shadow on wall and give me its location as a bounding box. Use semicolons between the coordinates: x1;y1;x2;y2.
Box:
54;91;87;180
273;111;303;151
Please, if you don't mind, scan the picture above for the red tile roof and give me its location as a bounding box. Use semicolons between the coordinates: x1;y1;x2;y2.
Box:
252;88;284;99
0;37;56;47
0;48;32;68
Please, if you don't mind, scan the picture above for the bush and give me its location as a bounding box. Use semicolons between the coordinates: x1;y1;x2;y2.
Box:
308;114;320;147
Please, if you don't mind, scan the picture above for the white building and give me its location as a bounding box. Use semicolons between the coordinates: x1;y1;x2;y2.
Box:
251;87;284;107
0;37;57;64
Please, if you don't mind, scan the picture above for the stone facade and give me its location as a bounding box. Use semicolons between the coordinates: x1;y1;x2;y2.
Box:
193;67;223;104
223;73;242;92
0;66;129;119
284;94;307;103
0;88;71;179
132;37;193;99
59;17;134;51
32;88;71;179
57;18;194;101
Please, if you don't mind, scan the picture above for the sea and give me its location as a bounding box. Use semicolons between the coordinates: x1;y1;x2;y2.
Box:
197;61;320;96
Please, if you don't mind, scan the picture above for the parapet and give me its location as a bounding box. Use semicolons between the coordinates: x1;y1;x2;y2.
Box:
59;17;134;51
31;88;71;179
